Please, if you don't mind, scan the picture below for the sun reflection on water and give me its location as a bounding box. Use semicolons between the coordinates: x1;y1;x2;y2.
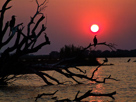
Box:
88;63;106;101
93;84;105;93
88;84;105;101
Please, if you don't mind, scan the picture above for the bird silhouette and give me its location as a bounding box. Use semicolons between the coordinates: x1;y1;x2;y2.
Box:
93;35;97;47
103;57;108;62
44;33;50;43
9;15;16;36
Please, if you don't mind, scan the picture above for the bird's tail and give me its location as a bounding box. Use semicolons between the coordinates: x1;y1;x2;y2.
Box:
94;44;96;47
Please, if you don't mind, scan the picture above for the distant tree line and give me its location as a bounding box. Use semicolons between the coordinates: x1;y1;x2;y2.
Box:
52;44;100;66
91;49;136;57
20;46;136;62
59;45;84;59
50;45;136;58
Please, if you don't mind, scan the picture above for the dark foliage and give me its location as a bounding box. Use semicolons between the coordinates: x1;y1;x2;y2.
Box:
91;49;136;57
59;44;100;66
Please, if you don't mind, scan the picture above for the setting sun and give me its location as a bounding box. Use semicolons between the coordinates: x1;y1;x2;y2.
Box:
90;24;99;33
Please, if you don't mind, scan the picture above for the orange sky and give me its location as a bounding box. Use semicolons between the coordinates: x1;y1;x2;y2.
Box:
1;0;136;54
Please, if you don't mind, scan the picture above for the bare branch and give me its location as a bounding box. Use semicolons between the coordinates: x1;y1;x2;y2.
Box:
35;90;58;101
74;90;116;101
103;75;120;82
0;0;12;32
96;42;117;51
40;72;61;84
35;0;48;12
0;6;12;12
52;90;116;101
2;21;9;37
35;0;40;7
74;66;86;74
29;68;53;85
31;15;45;34
90;62;105;79
39;0;47;7
1;23;23;49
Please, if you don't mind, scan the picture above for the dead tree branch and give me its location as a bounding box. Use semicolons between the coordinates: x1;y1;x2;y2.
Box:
0;0;49;84
35;90;58;101
35;90;116;101
73;90;116;101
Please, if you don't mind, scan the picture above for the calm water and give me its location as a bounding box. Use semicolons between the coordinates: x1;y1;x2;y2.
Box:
0;57;136;102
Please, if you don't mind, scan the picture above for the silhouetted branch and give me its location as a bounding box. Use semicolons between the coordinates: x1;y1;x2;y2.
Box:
24;25;47;51
29;57;119;84
0;21;9;49
0;0;12;32
1;21;9;37
103;75;120;82
26;41;50;54
31;15;45;35
0;0;50;85
1;23;23;57
29;68;53;85
22;40;118;85
54;67;90;84
74;66;86;74
0;6;12;12
73;90;116;101
40;72;61;84
52;90;116;101
96;42;117;51
90;62;105;79
35;0;48;12
35;90;58;101
2;23;23;48
27;0;47;36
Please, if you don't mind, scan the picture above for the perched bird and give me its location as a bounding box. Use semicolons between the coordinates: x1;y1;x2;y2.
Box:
9;15;16;35
104;57;108;62
44;33;50;44
93;35;97;47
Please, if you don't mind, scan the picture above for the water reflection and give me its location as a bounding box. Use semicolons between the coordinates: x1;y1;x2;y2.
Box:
93;84;105;93
89;65;102;83
89;100;103;102
1;58;136;101
88;64;106;101
88;84;105;101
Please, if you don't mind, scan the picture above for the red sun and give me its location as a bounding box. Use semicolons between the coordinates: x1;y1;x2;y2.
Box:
90;24;99;33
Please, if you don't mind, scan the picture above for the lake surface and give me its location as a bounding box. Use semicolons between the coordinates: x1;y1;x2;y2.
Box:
0;57;136;102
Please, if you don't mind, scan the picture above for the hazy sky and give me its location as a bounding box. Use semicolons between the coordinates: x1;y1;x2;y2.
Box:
1;0;136;55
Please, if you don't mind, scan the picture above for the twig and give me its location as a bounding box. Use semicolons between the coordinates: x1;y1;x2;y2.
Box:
35;90;58;101
74;66;86;74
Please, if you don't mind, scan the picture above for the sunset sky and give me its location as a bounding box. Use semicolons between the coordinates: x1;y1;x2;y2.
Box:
1;0;136;55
